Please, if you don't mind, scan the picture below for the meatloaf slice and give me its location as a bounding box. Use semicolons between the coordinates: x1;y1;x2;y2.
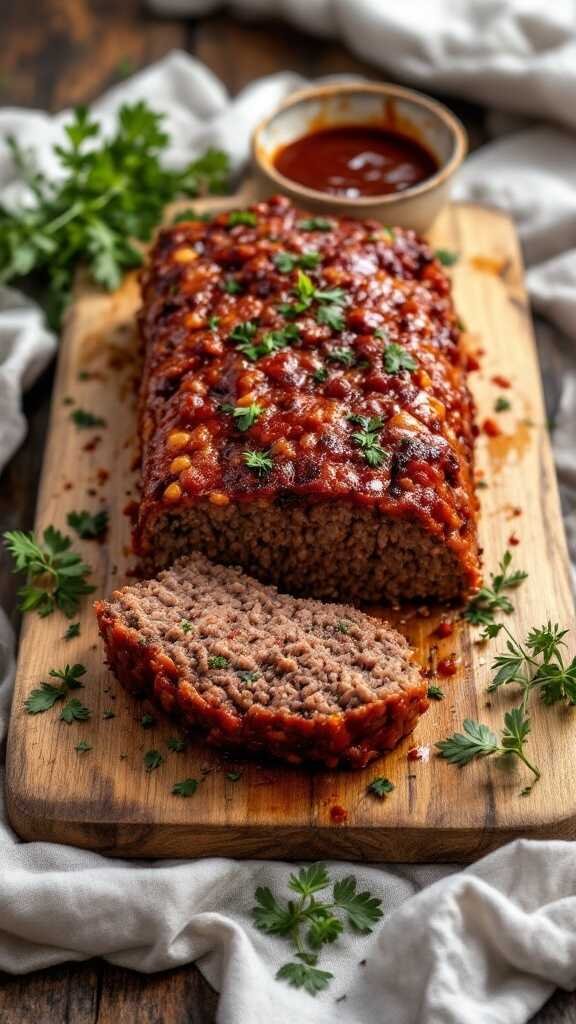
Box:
95;553;427;768
135;193;480;603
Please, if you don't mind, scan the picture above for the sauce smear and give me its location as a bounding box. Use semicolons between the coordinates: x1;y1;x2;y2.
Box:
274;125;438;198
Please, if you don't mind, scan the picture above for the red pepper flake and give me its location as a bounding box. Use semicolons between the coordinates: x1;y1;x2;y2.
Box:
508;533;520;546
437;654;458;677
407;745;430;763
434;620;454;639
482;418;501;438
330;804;348;824
83;435;102;452
97;468;110;485
465;353;481;372
491;374;511;388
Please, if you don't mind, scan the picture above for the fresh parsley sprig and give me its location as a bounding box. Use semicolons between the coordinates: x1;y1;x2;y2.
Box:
0;102;229;327
4;527;95;618
437;708;539;795
464;550;527;628
24;663;86;715
67;508;108;540
348;415;388;468
252;864;382;996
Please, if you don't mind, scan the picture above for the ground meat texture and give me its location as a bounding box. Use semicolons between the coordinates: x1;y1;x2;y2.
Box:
95;553;428;768
135;195;480;602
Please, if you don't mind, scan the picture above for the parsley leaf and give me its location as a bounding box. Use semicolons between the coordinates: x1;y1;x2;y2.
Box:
350;416;388;468
236;670;259;684
180;619;193;634
60;698;91;724
274;250;321;273
367;777;395;799
435;249;459;267
63;622;80;640
252;866;382;997
25;682;66;715
243;449;274;477
222;278;243;295
228;404;264;431
427;685;445;700
70;408;106;429
49;663;86;687
437;719;500;765
167;737;186;752
383;343;417;374
328;348;355;367
317;304;345;331
228;210;257;227
172;778;199;797
4;527;95;617
144;749;163;772
464;550;528;627
140;713;156;729
495;396;511;412
75;739;92;754
297;218;334;231
67;508;108;539
208;655;230;669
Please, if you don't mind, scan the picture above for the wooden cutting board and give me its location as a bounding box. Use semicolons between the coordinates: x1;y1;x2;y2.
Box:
6;197;575;862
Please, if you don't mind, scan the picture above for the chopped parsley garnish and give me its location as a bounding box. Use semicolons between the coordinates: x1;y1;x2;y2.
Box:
60;698;91;724
464;550;527;629
367;777;395;799
4;527;95;618
228;403;264;431
427;685;445;700
172;208;212;224
252;864;382;997
435;249;459;267
208;655;230;669
313;366;328;383
167;736;187;752
141;713;156;729
0;102;229;327
144;749;163;772
222;278;243;295
67;508;108;540
297;217;334;231
180;619;193;634
75;740;92;754
243;449;274;477
316;304;345;332
374;327;389;341
208;315;220;331
274;250;321;273
70;408;106;429
349;415;388;468
383;343;417;374
103;709;116;719
336;621;350;634
63;622;80;640
230;320;258;345
328;348;355;367
172;777;199;797
236;670;259;684
228;210;257;227
232;322;299;362
24;663;86;715
495;396;511;412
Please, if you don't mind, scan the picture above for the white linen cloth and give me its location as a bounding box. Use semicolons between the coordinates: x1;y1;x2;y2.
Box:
2;2;576;1021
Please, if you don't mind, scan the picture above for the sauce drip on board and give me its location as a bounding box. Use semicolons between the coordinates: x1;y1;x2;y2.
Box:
273;125;438;198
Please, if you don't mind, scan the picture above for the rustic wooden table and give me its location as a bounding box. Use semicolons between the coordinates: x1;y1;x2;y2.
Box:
0;2;573;1020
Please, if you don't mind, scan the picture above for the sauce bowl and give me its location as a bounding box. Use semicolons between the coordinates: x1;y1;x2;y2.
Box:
252;82;467;233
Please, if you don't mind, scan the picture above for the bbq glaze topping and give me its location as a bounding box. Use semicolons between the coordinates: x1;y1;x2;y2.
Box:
139;195;477;549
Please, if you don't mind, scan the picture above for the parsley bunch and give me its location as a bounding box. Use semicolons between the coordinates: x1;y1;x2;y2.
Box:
252;864;382;996
0;102;229;326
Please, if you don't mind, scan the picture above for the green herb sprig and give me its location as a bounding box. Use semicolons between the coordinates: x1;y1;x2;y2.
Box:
464;550;527;629
348;415;388;468
67;508;108;540
252;864;382;996
0;102;229;326
4;528;95;618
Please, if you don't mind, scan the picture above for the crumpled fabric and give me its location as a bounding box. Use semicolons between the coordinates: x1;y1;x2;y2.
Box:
2;3;576;1021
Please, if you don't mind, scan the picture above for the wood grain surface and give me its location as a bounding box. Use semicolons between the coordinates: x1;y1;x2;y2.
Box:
5;197;574;862
1;4;574;1020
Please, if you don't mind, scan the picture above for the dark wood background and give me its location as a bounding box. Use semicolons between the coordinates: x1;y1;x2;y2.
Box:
0;2;573;1020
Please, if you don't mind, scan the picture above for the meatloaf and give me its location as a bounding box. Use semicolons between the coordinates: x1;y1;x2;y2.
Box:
95;553;427;768
135;194;479;603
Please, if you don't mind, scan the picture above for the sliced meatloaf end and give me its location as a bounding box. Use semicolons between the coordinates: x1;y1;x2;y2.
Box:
95;552;428;768
134;194;480;603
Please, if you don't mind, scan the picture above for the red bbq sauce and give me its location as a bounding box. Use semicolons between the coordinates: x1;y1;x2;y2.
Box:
274;125;438;198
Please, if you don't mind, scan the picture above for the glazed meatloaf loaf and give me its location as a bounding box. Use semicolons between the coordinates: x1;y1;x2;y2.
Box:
135;194;480;603
96;553;427;767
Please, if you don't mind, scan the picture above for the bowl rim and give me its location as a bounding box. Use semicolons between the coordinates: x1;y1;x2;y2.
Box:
252;81;468;208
